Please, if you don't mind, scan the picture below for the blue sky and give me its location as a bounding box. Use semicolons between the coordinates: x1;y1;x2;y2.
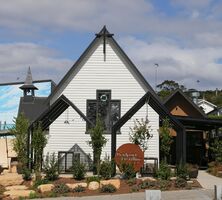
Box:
0;82;51;124
0;0;222;90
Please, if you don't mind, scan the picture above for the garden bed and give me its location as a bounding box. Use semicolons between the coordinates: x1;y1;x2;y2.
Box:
1;176;202;200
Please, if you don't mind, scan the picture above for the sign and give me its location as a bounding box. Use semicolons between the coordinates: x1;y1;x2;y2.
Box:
115;143;144;171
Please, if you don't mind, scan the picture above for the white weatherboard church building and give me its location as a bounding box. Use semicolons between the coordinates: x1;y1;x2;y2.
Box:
19;27;160;172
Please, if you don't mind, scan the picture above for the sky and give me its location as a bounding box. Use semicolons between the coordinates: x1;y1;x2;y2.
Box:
0;0;222;90
0;82;51;124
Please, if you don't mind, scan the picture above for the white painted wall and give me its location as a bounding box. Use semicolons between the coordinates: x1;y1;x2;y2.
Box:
45;38;159;162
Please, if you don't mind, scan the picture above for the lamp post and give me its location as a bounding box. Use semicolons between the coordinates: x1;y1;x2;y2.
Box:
154;63;159;92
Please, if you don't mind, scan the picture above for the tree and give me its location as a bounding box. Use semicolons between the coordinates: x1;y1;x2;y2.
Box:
159;118;173;163
157;80;186;99
210;138;222;163
11;113;29;168
88;118;107;174
129;118;152;152
31;123;47;180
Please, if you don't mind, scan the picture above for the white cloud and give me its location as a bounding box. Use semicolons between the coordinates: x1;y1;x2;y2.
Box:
0;43;73;83
0;0;153;33
119;36;222;90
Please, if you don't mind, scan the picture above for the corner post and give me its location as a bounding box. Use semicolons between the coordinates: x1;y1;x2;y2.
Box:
111;127;117;176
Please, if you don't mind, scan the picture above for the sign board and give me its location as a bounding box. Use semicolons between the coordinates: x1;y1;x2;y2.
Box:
115;143;144;171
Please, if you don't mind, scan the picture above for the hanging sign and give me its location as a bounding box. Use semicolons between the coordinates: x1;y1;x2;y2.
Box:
115;143;144;172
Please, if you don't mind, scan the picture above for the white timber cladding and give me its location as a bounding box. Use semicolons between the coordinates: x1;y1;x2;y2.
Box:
45;38;159;161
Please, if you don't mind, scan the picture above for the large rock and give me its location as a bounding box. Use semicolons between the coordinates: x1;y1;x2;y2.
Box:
0;173;23;187
88;181;100;190
4;190;35;200
38;184;54;193
100;179;120;189
66;183;87;189
5;185;28;191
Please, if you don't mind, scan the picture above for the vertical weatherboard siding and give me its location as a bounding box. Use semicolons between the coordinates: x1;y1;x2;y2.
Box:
45;38;159;161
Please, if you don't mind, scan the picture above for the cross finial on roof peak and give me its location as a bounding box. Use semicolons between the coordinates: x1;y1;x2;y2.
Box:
96;25;114;37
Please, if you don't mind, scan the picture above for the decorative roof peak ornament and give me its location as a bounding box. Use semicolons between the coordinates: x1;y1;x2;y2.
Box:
96;26;114;60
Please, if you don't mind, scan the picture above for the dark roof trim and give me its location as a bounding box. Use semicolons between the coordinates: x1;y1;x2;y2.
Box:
113;91;184;132
46;26;158;103
30;95;93;130
175;115;222;130
163;88;207;118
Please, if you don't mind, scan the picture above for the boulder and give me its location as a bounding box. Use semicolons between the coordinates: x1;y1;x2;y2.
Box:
0;173;23;187
5;185;28;191
37;184;54;193
66;183;87;189
88;181;100;190
140;177;157;182
187;180;193;184
100;179;120;189
170;177;177;181
4;190;35;200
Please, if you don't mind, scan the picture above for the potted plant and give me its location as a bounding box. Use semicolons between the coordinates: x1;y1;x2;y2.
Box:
187;164;198;179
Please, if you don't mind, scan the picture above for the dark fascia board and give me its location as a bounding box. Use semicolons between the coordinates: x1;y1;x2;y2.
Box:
0;79;56;86
163;88;207;118
175;115;222;127
46;27;158;103
112;91;184;132
30;94;93;130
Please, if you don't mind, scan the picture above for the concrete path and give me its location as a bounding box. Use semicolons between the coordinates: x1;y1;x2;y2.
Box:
197;170;222;189
35;189;214;200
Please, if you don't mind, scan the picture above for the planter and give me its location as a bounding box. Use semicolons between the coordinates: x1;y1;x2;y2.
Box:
188;169;198;178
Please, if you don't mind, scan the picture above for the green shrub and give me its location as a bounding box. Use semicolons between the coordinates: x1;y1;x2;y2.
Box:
126;178;137;186
139;180;157;189
0;184;5;195
53;183;70;194
43;153;59;181
176;163;188;180
33;178;49;188
159;180;171;191
29;192;38;199
131;185;140;192
100;184;117;193
22;168;32;181
119;162;136;179
73;161;86;180
86;176;100;184
155;161;171;180
99;160;113;180
175;178;187;188
73;185;86;193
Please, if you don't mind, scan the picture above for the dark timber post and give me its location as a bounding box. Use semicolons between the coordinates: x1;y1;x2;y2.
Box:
176;128;186;164
111;127;117;176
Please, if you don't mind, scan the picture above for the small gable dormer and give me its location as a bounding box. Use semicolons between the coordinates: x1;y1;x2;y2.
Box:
20;67;38;100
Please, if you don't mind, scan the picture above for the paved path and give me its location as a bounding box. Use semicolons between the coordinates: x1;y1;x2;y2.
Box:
35;189;214;200
197;170;222;189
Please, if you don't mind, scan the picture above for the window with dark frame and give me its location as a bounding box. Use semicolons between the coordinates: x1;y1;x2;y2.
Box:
86;90;121;133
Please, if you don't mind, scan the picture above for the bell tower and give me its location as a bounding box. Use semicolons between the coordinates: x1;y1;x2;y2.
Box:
20;67;38;99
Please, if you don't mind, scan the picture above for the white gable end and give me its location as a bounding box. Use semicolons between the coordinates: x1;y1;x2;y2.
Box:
46;37;159;162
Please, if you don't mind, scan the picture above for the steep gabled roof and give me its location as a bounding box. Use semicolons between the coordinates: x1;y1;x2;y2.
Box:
18;97;48;123
30;95;93;130
163;88;207;118
46;26;158;103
